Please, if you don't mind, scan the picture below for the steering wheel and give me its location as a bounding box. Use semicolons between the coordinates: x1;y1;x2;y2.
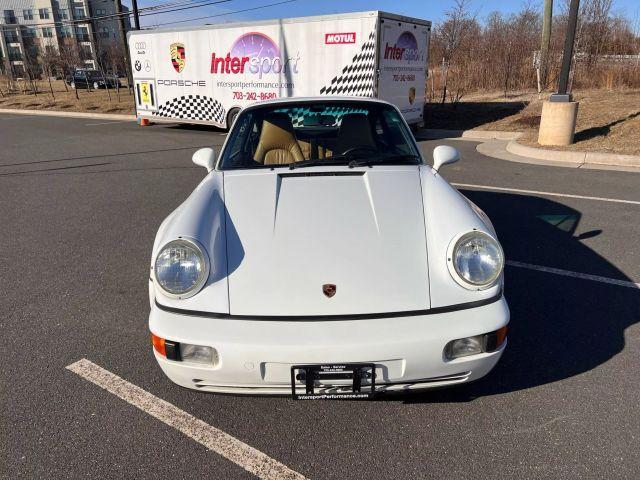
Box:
341;146;378;157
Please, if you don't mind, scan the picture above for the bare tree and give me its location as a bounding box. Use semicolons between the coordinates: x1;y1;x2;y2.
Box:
435;0;475;103
94;37;112;103
103;43;127;102
39;41;60;100
428;1;640;98
22;46;40;96
58;43;82;100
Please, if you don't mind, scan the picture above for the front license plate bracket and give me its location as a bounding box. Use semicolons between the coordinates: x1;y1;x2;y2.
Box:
290;363;376;400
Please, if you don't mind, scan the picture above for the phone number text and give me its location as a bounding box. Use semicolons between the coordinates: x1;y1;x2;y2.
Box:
232;91;278;101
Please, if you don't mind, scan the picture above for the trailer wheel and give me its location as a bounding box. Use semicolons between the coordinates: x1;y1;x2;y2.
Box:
226;108;240;130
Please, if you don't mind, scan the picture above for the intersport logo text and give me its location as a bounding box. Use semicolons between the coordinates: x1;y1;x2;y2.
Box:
325;32;356;44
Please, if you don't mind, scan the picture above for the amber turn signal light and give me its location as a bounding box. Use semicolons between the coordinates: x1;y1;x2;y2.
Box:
485;326;508;352
151;333;166;357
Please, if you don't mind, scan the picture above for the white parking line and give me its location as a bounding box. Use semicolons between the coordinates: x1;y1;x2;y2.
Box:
67;359;307;480
506;260;640;289
452;183;640;206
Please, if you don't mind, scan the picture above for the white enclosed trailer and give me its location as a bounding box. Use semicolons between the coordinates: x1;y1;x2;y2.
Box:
128;11;431;128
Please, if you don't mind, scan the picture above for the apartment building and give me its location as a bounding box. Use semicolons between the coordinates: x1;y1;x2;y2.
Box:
0;0;130;79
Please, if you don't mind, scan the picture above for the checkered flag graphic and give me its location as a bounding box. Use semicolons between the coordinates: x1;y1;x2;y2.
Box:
319;31;376;97
282;106;371;127
286;108;311;127
153;95;226;125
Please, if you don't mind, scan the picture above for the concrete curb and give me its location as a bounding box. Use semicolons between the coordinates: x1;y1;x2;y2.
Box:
506;139;640;167
506;139;584;165
0;108;135;121
419;128;521;140
420;127;640;168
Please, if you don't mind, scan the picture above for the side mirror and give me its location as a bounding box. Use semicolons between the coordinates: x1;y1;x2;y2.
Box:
432;145;460;172
192;147;216;172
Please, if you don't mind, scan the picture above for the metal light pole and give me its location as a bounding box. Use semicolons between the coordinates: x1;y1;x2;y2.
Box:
131;0;140;30
553;0;580;101
540;0;553;87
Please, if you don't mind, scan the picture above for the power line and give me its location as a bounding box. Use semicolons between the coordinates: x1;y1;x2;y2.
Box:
152;0;298;27
3;0;221;22
0;0;235;31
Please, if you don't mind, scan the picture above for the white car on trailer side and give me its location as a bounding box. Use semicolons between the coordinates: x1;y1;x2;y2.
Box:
148;97;509;398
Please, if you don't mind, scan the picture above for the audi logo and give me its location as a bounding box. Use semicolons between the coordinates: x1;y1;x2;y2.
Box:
135;42;146;49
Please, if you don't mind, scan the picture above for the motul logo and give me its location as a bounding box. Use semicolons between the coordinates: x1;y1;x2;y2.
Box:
325;32;356;44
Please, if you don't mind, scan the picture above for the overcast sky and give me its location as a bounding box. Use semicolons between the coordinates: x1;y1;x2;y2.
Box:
133;0;640;30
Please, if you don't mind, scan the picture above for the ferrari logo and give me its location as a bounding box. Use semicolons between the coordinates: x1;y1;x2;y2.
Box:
140;82;150;104
170;42;186;73
322;284;337;298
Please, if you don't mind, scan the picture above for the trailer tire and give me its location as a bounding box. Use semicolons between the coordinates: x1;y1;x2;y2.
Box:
226;108;240;130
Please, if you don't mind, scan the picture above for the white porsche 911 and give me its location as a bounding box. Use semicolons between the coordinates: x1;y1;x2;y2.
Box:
149;97;509;399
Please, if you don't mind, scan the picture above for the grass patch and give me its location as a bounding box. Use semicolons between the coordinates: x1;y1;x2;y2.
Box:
425;89;640;156
0;79;135;115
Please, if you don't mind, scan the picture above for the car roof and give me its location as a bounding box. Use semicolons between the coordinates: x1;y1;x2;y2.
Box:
242;96;396;111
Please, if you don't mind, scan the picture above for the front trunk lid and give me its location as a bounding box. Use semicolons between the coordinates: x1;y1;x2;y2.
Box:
223;166;430;316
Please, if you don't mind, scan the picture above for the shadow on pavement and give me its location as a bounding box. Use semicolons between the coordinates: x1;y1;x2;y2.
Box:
167;123;226;133
396;190;638;404
421;101;528;132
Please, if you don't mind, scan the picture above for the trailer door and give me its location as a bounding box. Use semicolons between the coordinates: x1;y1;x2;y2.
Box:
130;33;158;116
377;19;429;124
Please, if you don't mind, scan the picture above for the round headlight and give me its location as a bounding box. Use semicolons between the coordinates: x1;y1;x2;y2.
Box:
449;231;504;289
154;239;208;297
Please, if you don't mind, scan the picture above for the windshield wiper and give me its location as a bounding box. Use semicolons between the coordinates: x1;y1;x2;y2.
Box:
347;153;421;168
288;157;352;169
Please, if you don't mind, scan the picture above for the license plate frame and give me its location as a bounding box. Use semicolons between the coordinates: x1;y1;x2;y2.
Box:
290;363;376;400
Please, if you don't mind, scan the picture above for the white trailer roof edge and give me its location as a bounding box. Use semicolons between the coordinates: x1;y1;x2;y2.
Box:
127;10;431;38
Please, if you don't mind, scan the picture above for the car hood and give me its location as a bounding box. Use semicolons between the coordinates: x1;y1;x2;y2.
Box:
222;166;430;316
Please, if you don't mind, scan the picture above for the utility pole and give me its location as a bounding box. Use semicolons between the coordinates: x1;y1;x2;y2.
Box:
114;0;132;93
556;0;580;99
538;0;580;147
540;0;553;88
131;0;140;30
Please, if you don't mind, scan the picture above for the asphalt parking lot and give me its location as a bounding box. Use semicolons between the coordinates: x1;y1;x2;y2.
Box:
1;113;639;479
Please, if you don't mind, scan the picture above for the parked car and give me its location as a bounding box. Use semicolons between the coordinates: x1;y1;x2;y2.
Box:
148;97;509;399
66;69;122;90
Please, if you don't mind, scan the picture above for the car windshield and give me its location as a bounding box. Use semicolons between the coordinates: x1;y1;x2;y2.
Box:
80;70;100;79
219;101;422;170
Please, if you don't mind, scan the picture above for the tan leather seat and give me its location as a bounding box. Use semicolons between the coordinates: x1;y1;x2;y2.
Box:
335;113;376;154
297;139;314;160
253;113;305;165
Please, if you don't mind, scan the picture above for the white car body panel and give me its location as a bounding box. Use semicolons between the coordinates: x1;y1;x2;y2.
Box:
150;295;508;394
223;166;430;316
419;167;502;308
150;172;230;314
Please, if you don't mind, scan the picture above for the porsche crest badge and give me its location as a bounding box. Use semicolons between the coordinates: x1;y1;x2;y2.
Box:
170;43;186;73
322;284;337;298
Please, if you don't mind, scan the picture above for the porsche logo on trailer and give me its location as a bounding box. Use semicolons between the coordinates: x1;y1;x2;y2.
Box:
322;284;337;298
170;43;186;73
